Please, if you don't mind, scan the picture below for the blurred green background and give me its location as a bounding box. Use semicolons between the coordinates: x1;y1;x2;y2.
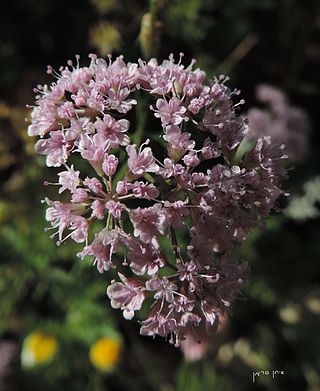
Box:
1;0;320;390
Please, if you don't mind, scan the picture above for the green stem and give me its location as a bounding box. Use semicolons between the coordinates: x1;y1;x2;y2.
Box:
170;226;180;261
133;92;148;145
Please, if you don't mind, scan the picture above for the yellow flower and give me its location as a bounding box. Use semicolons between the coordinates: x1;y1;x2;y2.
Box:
89;22;121;56
90;0;118;14
21;331;58;368
89;337;122;372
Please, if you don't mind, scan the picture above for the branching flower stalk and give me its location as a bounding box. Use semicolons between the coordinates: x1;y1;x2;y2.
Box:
27;53;287;346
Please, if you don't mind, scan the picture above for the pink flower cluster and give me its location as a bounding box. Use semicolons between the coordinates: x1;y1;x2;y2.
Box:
28;54;287;345
247;84;311;163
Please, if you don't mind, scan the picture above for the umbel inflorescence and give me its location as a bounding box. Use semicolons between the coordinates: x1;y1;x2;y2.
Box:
27;54;287;346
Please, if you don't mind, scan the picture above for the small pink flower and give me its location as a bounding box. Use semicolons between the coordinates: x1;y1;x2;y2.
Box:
45;200;72;242
152;97;188;126
107;87;137;113
57;101;75;119
130;205;168;243
146;277;177;303
158;158;185;179
116;180;131;195
107;273;145;320
192;172;207;186
201;137;221;160
91;200;105;220
69;216;88;243
83;177;103;194
35;130;70;167
140;313;177;337
124;237;165;275
86;88;105;111
131;181;159;200
188;97;205;114
102;154;118;177
164;199;189;229
27;105;57;137
105;200;126;219
78;232;113;273
163;125;195;159
71;89;87;106
177;260;199;293
76;133;108;165
71;188;88;203
126;143;159;176
182;151;200;167
58;165;80;193
94;114;130;147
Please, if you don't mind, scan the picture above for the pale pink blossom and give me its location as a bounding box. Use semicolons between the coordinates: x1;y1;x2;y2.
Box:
57;101;75;119
83;177;103;194
45;200;72;242
58;165;80;193
126;144;159;176
75;133;108;164
69;216;88;243
163;125;195;159
91;200;105;220
35;130;70;167
182;151;200;167
78;232;113;273
94;115;130;147
27;105;57;137
105;200;126;219
164;200;189;229
130;205;168;243
116;180;131;195
152;97;188;126
71;188;88;203
131;182;159;200
102;154;118;177
158;158;185;179
107;273;145;320
124;237;165;275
